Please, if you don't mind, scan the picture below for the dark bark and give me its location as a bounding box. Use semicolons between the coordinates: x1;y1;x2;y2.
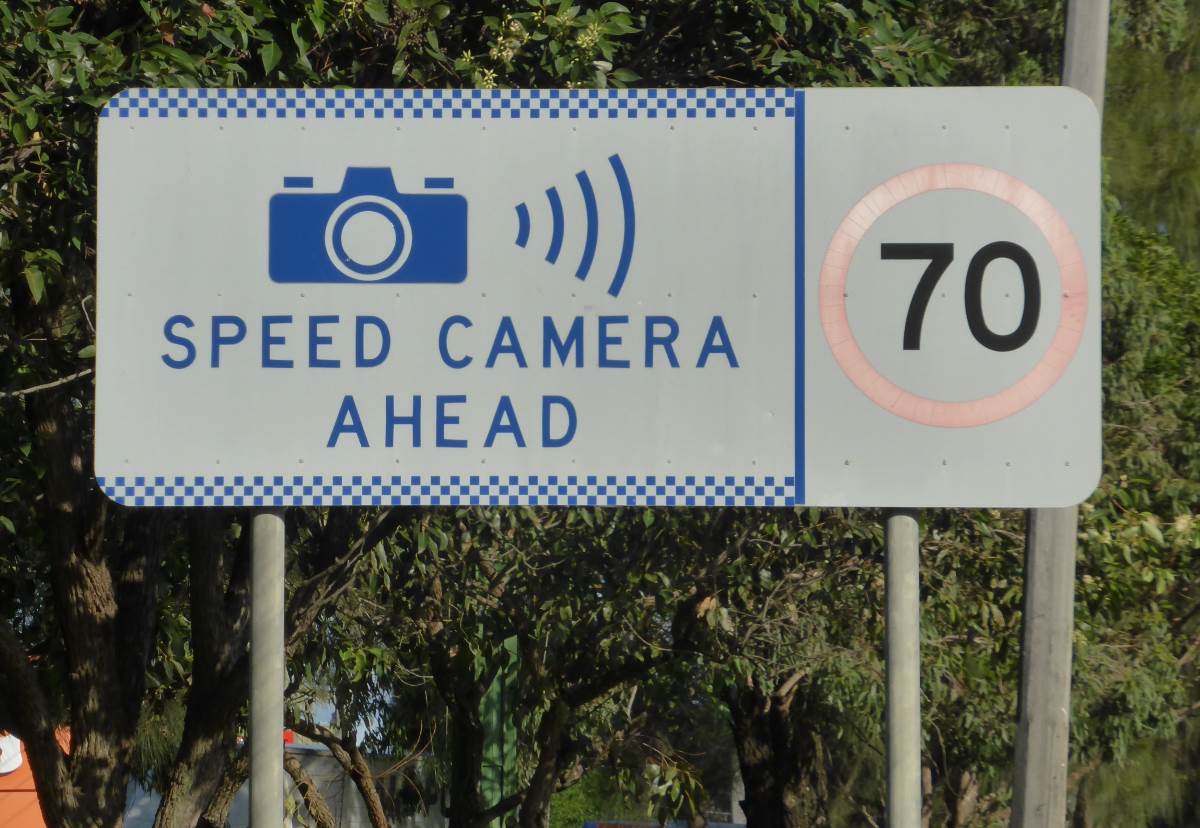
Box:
421;564;494;828
952;769;979;827
347;744;391;828
517;699;571;828
0;378;169;828
727;671;826;828
156;507;413;827
446;687;489;828
922;766;934;828
1071;774;1094;828
284;752;339;828
198;750;248;828
288;716;390;828
152;712;241;828
154;513;251;828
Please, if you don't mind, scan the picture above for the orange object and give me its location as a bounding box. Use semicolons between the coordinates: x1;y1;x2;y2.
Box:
0;738;47;828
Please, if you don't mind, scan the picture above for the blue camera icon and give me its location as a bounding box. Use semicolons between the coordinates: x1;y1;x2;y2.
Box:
268;167;467;283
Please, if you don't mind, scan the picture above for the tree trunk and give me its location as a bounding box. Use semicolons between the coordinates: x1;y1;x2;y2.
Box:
448;697;489;828
288;717;391;828
152;716;239;828
517;699;570;828
953;769;979;827
727;672;825;828
1071;774;1093;828
155;513;249;828
199;751;248;828
284;752;338;828
346;740;390;828
158;508;412;828
5;390;168;828
921;766;933;828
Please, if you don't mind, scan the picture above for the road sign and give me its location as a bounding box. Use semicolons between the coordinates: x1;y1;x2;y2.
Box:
95;86;1099;508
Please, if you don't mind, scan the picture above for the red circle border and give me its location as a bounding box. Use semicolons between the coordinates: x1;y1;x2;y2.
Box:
818;163;1089;428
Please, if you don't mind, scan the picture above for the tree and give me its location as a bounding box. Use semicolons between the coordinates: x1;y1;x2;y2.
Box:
5;3;1200;828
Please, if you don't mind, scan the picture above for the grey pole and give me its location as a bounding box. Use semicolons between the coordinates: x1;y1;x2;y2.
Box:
1012;3;1108;826
885;509;922;828
1062;0;1111;112
1012;508;1080;826
251;510;286;826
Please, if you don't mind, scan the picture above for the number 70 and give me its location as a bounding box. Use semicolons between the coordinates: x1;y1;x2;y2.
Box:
880;242;1041;353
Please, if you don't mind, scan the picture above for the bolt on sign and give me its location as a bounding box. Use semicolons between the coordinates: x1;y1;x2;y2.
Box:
96;87;1099;508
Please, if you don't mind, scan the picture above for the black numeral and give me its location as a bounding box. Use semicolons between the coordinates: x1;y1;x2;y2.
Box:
963;241;1041;352
880;243;954;350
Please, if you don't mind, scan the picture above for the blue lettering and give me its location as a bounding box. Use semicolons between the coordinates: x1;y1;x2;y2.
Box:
327;395;368;447
697;316;739;368
598;316;630;368
162;315;196;369
542;396;576;447
484;395;526;447
356;316;390;368
486;316;528;368
644;316;680;368
262;315;293;368
543;317;584;368
436;395;468;447
385;395;420;448
211;315;246;368
439;316;473;369
309;315;340;368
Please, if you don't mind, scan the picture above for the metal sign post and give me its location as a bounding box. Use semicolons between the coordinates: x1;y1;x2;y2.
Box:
250;510;286;825
1012;508;1081;825
885;510;921;828
1013;4;1110;825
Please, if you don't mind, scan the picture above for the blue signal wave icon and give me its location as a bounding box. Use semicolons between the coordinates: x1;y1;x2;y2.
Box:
513;153;634;298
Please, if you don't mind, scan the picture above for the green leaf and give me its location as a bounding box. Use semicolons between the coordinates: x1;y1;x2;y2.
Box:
364;0;390;24
45;6;74;29
290;21;309;54
77;344;96;359
1142;520;1165;546
260;41;282;74
24;266;45;304
0;516;15;534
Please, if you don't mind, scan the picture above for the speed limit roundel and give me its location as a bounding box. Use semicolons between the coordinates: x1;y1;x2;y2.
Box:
819;163;1088;428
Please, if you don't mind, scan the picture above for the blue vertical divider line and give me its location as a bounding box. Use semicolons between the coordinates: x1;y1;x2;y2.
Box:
794;90;806;504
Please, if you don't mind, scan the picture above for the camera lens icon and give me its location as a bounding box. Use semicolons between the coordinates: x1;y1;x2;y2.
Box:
323;196;414;282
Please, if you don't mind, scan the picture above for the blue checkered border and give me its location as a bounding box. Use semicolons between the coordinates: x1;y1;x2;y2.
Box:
100;88;797;120
96;474;797;508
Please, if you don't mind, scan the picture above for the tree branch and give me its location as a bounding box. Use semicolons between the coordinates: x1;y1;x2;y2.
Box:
0;368;92;399
286;507;416;653
284;752;338;828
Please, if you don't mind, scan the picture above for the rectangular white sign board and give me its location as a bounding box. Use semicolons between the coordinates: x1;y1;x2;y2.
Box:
96;86;1100;508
